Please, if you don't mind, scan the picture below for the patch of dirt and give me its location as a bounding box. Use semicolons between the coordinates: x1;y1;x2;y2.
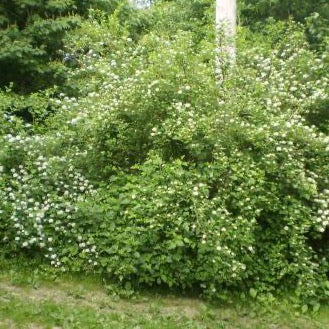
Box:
0;281;201;319
0;282;72;305
27;324;45;329
0;319;16;329
153;297;202;318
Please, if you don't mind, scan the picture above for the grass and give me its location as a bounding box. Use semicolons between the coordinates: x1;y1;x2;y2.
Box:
0;260;328;329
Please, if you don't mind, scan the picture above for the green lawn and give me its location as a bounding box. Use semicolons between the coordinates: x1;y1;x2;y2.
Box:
0;264;328;329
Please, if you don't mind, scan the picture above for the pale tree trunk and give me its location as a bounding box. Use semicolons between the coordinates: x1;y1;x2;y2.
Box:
215;0;237;82
129;0;151;9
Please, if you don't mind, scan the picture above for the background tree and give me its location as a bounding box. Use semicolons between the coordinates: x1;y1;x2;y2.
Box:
239;0;328;24
238;0;329;49
0;0;121;93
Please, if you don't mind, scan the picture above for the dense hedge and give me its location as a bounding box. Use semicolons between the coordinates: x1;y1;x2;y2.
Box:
0;1;329;305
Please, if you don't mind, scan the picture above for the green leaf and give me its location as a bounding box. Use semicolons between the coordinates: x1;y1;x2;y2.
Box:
301;305;308;313
249;288;257;298
312;303;320;313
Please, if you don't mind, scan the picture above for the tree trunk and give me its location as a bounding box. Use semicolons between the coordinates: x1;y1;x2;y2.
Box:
130;0;151;9
215;0;237;81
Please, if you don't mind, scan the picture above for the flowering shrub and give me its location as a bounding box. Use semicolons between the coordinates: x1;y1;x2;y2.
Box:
0;133;97;265
0;14;328;303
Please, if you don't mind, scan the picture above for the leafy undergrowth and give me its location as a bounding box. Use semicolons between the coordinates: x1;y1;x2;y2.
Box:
0;262;328;329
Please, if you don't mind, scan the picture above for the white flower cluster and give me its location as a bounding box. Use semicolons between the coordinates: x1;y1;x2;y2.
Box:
243;47;328;118
1;147;97;268
314;189;329;233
